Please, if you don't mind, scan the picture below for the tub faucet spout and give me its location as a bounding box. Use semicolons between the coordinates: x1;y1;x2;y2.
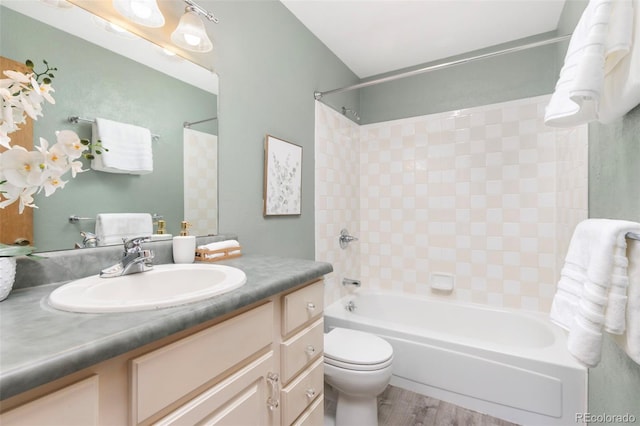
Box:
100;236;154;278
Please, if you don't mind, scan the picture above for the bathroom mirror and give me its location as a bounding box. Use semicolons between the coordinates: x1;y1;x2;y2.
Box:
1;1;219;252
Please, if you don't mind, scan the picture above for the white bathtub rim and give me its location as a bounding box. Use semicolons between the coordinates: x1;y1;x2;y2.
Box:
324;291;587;371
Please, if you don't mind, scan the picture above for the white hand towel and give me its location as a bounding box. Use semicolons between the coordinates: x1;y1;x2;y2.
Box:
599;0;640;123
613;239;640;364
197;240;241;259
545;0;635;127
95;213;153;246
91;118;153;174
197;240;240;251
550;219;640;367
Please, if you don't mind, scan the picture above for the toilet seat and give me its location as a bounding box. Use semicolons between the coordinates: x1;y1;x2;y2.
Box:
324;328;393;371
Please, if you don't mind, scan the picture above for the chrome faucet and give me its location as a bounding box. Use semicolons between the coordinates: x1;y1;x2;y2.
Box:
100;236;154;278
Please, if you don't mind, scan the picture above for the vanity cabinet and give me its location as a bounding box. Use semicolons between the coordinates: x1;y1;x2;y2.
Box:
132;302;275;424
0;376;99;426
0;279;325;426
280;280;325;426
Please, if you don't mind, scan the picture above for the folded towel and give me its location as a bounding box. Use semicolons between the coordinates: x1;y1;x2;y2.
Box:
550;219;640;367
545;0;635;127
91;118;153;174
599;0;640;123
95;213;153;246
197;240;241;259
613;238;640;364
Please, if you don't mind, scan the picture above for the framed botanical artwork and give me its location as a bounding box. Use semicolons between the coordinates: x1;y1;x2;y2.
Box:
263;135;302;216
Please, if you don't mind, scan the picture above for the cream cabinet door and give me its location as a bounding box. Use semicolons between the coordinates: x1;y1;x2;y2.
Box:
154;351;277;426
0;376;99;426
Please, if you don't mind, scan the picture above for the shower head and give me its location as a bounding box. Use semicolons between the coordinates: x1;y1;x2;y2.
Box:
341;106;360;122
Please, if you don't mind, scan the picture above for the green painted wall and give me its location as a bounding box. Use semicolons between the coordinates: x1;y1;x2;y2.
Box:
358;33;560;124
208;0;359;259
1;6;216;251
588;104;640;424
557;1;640;421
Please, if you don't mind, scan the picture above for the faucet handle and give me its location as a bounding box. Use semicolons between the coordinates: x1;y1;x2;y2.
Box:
123;236;151;253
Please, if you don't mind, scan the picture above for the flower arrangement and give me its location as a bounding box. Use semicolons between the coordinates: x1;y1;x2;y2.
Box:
0;60;104;213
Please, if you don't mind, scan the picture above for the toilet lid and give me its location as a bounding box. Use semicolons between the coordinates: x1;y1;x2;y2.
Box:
324;328;393;366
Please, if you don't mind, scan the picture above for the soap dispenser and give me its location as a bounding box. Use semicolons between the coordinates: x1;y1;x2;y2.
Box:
156;219;166;235
172;221;196;263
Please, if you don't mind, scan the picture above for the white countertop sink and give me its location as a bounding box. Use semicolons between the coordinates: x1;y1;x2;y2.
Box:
48;264;247;313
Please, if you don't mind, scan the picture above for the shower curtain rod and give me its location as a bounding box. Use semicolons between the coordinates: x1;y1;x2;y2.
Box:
183;116;218;128
314;34;572;100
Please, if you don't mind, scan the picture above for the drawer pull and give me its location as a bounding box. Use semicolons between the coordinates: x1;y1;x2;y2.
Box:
305;388;316;399
266;372;280;411
305;345;316;356
306;302;316;312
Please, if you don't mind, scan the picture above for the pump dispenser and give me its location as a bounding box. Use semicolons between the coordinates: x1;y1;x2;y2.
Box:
173;221;196;263
156;220;166;235
180;221;190;236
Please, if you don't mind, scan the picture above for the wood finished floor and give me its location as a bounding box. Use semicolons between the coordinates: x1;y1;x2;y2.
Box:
326;385;520;426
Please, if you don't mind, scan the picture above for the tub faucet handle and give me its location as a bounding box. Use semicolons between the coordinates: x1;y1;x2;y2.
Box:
339;228;358;249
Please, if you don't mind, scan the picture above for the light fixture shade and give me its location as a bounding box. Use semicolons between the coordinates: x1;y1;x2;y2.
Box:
112;0;165;28
40;0;74;8
171;10;213;53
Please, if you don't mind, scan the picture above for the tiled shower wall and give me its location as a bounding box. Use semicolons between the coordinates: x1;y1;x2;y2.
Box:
315;96;588;313
315;103;361;305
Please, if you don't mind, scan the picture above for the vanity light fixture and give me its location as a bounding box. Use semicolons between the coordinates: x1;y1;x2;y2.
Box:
170;0;219;53
92;15;136;38
112;0;165;28
40;0;74;8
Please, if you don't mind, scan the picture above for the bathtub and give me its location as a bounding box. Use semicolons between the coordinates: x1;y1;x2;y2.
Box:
324;291;587;426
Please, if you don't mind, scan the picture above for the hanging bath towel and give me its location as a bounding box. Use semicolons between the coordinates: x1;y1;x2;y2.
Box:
545;0;636;127
91;117;153;174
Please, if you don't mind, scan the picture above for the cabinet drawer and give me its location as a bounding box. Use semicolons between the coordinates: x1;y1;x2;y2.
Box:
281;318;324;384
131;302;273;424
281;357;324;426
291;394;324;426
0;376;99;426
154;351;275;426
282;281;324;336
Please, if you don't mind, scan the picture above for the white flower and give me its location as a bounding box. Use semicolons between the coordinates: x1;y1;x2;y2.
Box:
0;146;47;187
0;62;57;147
41;171;67;196
0;181;38;214
55;130;87;160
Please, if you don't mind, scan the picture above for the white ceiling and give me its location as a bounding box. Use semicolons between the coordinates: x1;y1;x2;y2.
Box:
280;0;567;78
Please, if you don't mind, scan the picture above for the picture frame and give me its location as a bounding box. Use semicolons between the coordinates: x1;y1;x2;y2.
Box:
263;134;302;216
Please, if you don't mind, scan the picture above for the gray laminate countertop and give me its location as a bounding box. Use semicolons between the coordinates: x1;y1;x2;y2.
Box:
0;254;332;400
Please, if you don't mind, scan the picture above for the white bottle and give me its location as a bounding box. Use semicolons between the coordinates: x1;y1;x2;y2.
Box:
173;221;195;264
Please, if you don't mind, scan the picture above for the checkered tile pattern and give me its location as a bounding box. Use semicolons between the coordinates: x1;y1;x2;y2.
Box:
315;96;588;312
184;129;218;236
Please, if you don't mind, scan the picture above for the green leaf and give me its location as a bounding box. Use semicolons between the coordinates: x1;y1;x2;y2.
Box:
80;139;90;146
0;244;33;257
25;59;34;68
42;77;51;84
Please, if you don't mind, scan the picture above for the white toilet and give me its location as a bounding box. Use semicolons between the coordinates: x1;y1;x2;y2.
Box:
324;327;394;426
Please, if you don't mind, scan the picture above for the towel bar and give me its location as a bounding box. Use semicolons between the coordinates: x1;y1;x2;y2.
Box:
628;232;640;241
68;116;160;141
